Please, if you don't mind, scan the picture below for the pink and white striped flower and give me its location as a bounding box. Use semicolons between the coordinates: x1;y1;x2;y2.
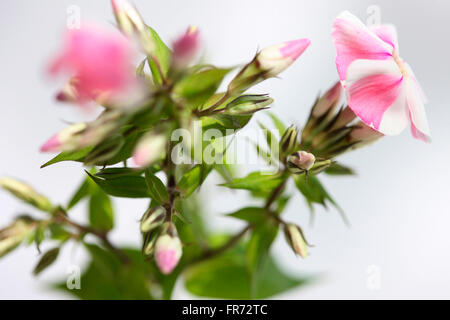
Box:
257;38;311;77
49;24;136;105
332;11;431;142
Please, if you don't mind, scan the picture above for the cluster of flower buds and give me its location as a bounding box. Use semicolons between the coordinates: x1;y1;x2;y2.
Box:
300;82;384;158
141;209;182;274
228;39;310;95
0;218;35;258
0;178;53;212
283;223;309;258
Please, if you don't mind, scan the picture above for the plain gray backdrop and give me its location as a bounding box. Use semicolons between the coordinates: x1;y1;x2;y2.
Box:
0;0;449;299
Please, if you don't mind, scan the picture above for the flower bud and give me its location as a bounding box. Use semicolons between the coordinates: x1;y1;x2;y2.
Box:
0;218;35;258
111;0;154;54
132;131;167;167
330;106;356;130
225;94;273;115
257;38;310;78
40;123;87;153
287;151;316;173
154;222;182;274
311;82;342;118
140;206;166;233
172;26;200;69
283;223;308;258
0;178;53;212
279;126;299;156
349;121;384;146
55;78;79;103
142;229;159;256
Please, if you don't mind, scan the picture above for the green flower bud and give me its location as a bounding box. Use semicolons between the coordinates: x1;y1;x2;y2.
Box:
225;94;273;115
279;126;299;156
0;218;35;258
0;178;53;212
284;223;308;258
140;206;166;233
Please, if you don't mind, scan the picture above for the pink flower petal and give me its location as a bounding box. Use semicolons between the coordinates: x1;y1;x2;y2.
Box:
371;24;399;51
332;11;393;82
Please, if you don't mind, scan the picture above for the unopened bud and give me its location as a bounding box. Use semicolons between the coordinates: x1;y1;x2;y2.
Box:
172;26;200;69
133;131;166;167
40;123;87;153
111;0;154;54
284;223;308;258
330;106;356;130
154;222;182;274
225;94;273;115
0;178;53;212
0;218;35;258
142;229;159;256
279;126;299;156
228;38;310;94
287;151;316;173
349;121;384;146
140;206;166;233
311;82;342;118
257;39;310;78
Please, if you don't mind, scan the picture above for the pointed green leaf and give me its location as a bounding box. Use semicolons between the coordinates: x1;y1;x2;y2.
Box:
144;170;169;204
86;171;149;198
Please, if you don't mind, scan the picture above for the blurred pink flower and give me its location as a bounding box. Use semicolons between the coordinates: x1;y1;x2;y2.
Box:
49;24;136;104
332;11;431;142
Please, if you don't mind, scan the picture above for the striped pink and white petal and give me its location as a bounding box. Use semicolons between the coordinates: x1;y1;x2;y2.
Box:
405;76;431;142
345;59;408;135
370;24;399;51
332;11;393;82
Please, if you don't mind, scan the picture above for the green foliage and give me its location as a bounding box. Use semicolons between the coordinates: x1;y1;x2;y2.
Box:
55;244;155;299
147;26;172;84
175;67;232;108
41;147;92;168
184;235;310;299
89;183;114;231
144;170;169;204
178;165;213;198
221;171;284;195
86;171;149;198
34;247;60;276
226;207;267;225
325;162;355;176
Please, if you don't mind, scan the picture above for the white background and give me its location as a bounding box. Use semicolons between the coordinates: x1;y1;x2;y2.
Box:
0;0;449;299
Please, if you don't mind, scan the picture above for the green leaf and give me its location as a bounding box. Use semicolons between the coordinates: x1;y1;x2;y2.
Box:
175;67;231;107
67;178;90;210
221;171;283;194
86;171;149;198
226;207;267;225
147;26;171;85
95;168;145;180
89;185;114;231
53;244;155;299
83;134;125;166
33;247;60;276
40;147;93;168
144;170;169;204
267;112;286;135
325;162;356;176
202;114;253;136
185;236;310;299
294;174;347;224
246;220;279;297
178;165;213;198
